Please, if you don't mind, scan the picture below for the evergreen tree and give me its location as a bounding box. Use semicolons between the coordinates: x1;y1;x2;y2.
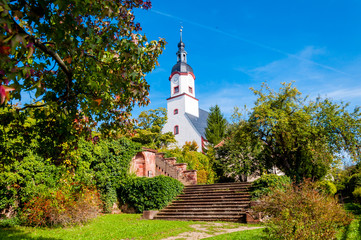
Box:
205;105;227;146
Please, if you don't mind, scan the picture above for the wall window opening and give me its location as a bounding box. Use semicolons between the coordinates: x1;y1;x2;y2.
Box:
174;109;178;115
174;125;179;135
174;86;179;93
189;87;193;93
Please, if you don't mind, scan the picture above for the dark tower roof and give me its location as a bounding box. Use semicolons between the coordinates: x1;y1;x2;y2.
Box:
171;29;193;74
171;62;194;73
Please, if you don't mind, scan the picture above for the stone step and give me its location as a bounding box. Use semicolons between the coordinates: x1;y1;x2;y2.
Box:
185;183;250;187
161;208;246;212
186;182;251;187
166;203;249;208
178;193;250;198
184;189;250;193
173;198;250;203
184;187;250;191
178;194;251;199
171;201;250;206
153;182;252;223
183;189;250;194
157;212;245;216
184;185;251;190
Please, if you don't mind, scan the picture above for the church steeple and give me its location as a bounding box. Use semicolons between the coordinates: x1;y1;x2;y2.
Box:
176;28;187;63
162;29;206;152
171;28;193;74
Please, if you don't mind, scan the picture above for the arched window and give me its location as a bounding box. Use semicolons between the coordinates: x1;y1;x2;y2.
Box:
189;87;193;93
174;125;179;135
174;86;179;93
174;109;178;115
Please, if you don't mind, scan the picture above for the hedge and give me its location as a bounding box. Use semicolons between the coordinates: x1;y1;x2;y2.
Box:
118;176;184;213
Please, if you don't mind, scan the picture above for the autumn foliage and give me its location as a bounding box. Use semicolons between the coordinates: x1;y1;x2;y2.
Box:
22;184;101;227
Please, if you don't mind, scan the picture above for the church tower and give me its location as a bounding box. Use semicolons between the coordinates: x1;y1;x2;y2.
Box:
162;29;208;150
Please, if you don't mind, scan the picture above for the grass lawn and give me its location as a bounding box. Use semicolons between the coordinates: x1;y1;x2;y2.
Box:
337;203;361;240
0;214;198;240
337;218;361;240
3;210;359;240
204;219;361;240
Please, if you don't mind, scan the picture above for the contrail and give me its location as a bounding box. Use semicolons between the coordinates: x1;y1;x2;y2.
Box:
151;9;350;76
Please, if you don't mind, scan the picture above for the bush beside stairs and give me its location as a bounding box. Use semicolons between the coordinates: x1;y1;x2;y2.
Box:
154;182;257;223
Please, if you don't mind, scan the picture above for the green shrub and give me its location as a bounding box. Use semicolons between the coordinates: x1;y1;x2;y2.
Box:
0;217;20;228
251;174;291;199
352;187;361;203
118;176;184;213
317;180;337;195
253;180;352;240
0;152;62;218
342;173;361;200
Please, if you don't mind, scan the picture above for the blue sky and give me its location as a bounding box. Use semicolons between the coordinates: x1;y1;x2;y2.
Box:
133;0;361;119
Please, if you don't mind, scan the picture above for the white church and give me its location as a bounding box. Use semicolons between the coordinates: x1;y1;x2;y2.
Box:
162;31;209;151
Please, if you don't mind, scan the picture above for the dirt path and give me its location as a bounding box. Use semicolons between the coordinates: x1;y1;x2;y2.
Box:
162;222;263;240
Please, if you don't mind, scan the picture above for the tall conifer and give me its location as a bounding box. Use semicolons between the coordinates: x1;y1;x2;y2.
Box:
205;105;227;146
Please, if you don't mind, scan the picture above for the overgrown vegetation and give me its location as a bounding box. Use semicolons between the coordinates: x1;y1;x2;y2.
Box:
118;176;184;213
20;183;101;227
162;142;216;184
251;174;291;199
254;180;352;240
0;129;141;226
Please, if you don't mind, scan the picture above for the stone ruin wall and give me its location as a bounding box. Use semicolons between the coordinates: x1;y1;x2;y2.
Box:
130;148;197;185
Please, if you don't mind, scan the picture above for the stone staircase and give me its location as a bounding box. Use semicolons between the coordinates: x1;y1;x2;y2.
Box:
154;182;252;222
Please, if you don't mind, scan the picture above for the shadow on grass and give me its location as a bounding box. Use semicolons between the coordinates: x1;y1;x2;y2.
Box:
344;203;361;216
0;228;60;240
339;203;361;240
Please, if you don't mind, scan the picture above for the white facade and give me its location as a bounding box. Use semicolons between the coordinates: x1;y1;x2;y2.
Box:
162;33;208;151
163;73;202;148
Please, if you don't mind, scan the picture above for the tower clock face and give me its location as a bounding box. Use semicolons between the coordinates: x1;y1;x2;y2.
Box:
173;75;179;84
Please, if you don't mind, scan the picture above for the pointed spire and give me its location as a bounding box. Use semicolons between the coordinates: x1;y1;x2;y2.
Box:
177;27;187;63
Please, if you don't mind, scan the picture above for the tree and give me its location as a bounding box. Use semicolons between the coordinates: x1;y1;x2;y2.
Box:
205;105;227;146
0;0;165;138
251;82;361;181
216;119;264;182
131;107;175;149
218;82;361;182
